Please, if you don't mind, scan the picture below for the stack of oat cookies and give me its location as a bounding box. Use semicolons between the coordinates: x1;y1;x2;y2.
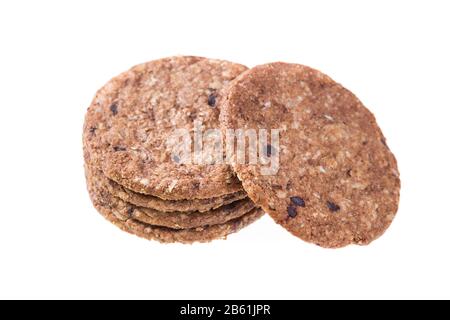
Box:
83;56;264;243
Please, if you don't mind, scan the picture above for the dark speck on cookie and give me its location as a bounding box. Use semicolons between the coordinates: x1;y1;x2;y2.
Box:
89;127;97;134
113;146;127;152
127;207;134;217
110;103;118;115
207;93;217;107
286;181;293;190
287;205;298;218
290;196;305;207
327;201;340;212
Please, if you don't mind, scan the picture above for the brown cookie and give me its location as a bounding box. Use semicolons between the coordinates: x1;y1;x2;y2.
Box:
86;168;264;243
104;174;247;212
128;199;256;230
86;165;257;229
83;147;248;213
83;56;247;200
220;62;400;248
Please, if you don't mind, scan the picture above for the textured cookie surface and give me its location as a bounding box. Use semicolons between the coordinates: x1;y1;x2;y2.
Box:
83;56;247;200
220;62;400;248
105;175;247;212
86;168;264;243
86;165;256;229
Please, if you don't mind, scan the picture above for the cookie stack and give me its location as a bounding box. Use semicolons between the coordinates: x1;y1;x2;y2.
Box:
83;57;264;243
84;56;400;248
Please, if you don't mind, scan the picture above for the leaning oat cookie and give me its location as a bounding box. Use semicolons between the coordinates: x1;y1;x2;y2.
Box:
86;170;264;243
220;62;400;248
105;176;247;212
86;165;256;229
83;56;247;200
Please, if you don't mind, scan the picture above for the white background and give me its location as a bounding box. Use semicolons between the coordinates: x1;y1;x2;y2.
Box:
0;0;449;300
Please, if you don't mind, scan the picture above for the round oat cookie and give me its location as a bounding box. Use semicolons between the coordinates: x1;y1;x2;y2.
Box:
86;165;257;229
220;62;400;248
86;169;264;243
105;175;247;212
83;56;247;200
